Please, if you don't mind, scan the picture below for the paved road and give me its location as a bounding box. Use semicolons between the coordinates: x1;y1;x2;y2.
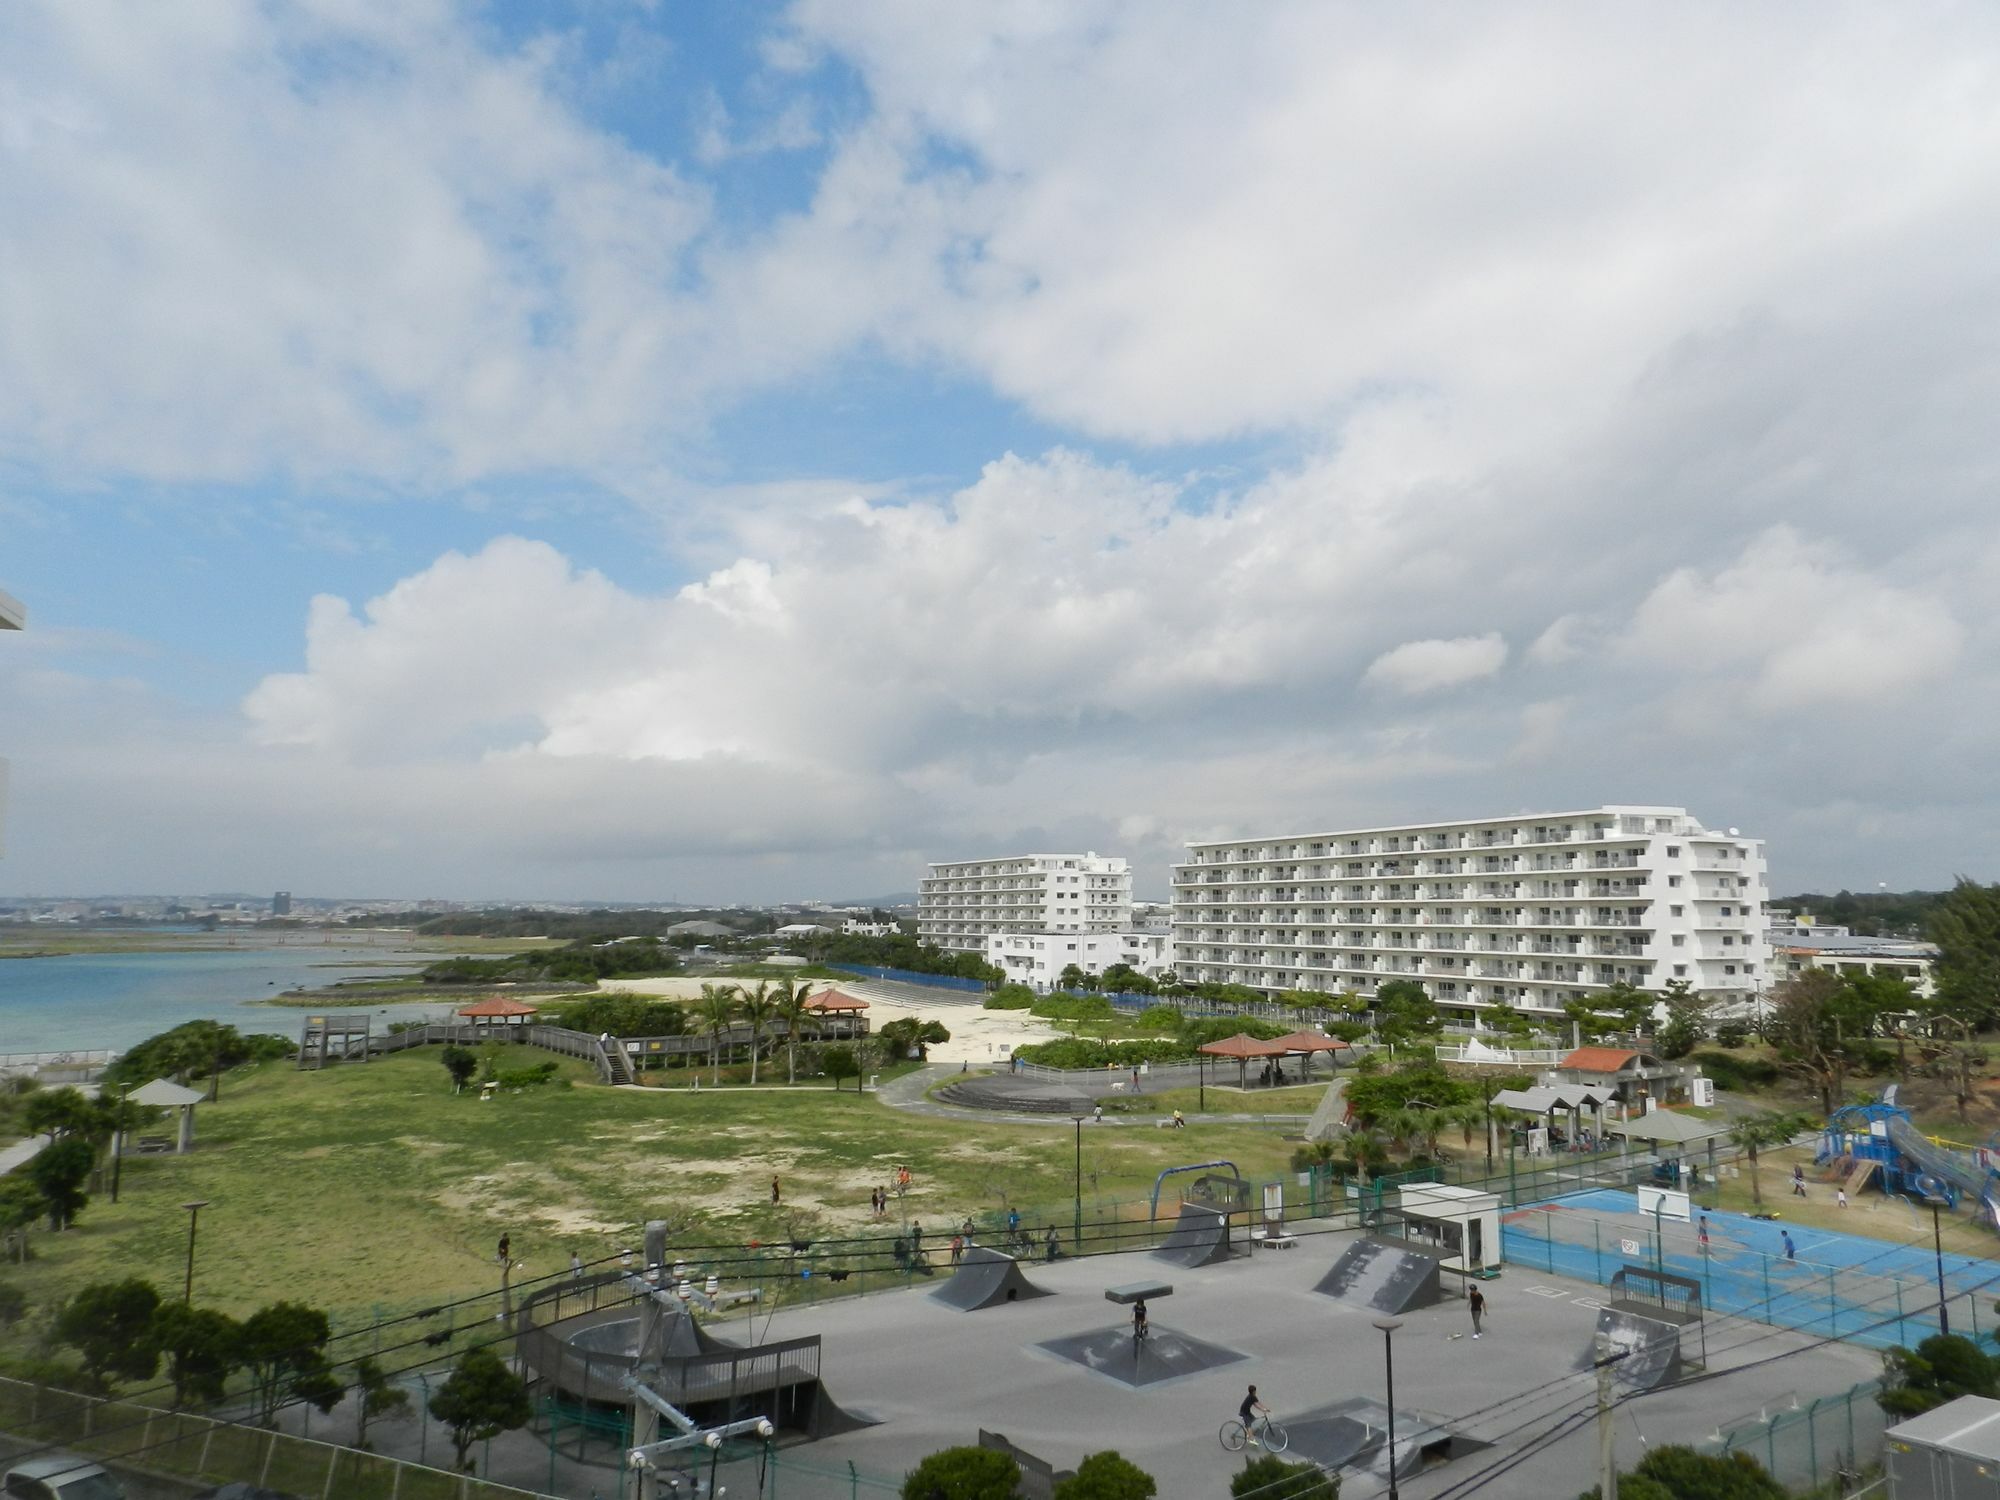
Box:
0;1135;47;1176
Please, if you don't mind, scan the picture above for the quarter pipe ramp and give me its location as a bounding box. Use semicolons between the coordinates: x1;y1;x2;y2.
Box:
931;1246;1052;1310
1312;1236;1449;1314
1152;1203;1234;1267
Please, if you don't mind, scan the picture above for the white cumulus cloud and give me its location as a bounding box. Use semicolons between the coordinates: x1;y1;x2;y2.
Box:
1364;635;1509;696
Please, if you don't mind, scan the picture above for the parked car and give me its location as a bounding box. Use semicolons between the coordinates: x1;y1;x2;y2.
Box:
2;1456;127;1500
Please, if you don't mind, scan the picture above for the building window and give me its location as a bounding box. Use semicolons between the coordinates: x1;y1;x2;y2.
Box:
1673;964;1687;977
1668;875;1682;888
1670;905;1684;917
1666;846;1680;857
1672;935;1685;947
1724;965;1737;976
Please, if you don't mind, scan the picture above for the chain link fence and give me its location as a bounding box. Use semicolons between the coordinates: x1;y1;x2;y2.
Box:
0;1374;555;1499
1704;1378;1887;1493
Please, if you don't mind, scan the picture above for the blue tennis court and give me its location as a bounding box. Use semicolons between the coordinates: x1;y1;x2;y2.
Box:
1502;1187;2000;1348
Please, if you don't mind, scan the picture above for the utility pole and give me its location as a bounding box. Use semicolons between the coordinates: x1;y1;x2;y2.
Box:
1596;1352;1626;1500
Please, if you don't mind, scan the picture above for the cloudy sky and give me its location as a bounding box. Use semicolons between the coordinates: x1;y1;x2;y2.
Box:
3;1;1998;903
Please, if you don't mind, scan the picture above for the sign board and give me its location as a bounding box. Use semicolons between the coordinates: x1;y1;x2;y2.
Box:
1620;1238;1641;1256
1636;1185;1693;1222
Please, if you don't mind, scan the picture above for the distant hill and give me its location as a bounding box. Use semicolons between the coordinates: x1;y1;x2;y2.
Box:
830;893;917;910
1774;888;1947;939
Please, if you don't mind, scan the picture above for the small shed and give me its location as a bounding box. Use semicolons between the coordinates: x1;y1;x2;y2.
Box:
1885;1393;2000;1500
130;1077;206;1154
455;996;540;1029
1492;1083;1618;1153
804;989;870;1037
1393;1183;1503;1275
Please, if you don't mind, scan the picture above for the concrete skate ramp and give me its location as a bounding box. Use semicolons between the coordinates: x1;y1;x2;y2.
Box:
1312;1236;1449;1314
1036;1325;1246;1388
1152;1203;1234;1267
932;1246;1052;1310
1286;1397;1486;1481
1591;1307;1683;1391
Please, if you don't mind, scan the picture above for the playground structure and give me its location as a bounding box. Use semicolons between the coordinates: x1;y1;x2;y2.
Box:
1820;1099;2000;1227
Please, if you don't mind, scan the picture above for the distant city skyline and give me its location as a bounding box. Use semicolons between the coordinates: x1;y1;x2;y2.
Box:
5;6;2000;901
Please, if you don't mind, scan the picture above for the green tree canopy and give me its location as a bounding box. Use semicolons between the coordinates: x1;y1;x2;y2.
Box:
1229;1455;1337;1499
902;1445;1021;1500
1579;1444;1785;1499
429;1346;534;1471
1930;878;2000;1026
439;1046;479;1091
240;1300;342;1425
0;1177;46;1263
1373;980;1441;1042
352;1355;412;1447
103;1020;293;1087
1053;1451;1156;1500
56;1278;161;1386
22;1087;100;1140
28;1135;95;1231
1879;1333;2000;1417
823;1044;860;1090
153;1304;243;1408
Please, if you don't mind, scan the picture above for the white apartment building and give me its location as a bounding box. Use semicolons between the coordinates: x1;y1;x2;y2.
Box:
0;589;19;860
1765;913;1936;999
1172;806;1767;1017
918;852;1132;954
987;929;1175;991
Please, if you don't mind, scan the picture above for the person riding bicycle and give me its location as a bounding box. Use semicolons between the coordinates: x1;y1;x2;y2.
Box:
1132;1297;1148;1340
1240;1385;1270;1445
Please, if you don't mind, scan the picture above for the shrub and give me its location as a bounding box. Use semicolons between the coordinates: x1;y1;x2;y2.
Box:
494;1062;560;1089
1013;1038;1193;1069
903;1445;1021;1500
1713;1022;1752;1048
1135;1005;1185;1033
1229;1455;1336;1499
1031;995;1117;1024
984;985;1037;1011
1689;1051;1780;1091
1055;1451;1156;1500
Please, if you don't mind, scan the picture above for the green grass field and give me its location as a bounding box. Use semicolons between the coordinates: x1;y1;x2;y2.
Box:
3;1047;1303;1327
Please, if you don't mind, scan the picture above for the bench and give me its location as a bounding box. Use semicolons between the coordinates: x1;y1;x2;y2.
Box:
135;1136;174;1155
1251;1229;1297;1250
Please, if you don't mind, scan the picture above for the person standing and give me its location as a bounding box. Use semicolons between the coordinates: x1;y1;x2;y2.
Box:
1782;1230;1797;1261
1792;1165;1807;1198
496;1233;511;1266
569;1249;584;1282
1468;1285;1486;1339
1045;1226;1060;1262
1837;1188;1849;1210
949;1232;964;1266
1697;1215;1711;1252
771;1176;782;1206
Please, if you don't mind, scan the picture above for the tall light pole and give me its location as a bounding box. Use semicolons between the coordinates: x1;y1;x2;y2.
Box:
180;1200;209;1305
1073;1117;1086;1253
1373;1316;1403;1500
1923;1192;1952;1336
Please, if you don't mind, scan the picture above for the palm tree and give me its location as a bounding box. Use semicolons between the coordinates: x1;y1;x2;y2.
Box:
696;984;740;1087
1729;1110;1813;1207
737;982;777;1086
773;980;816;1086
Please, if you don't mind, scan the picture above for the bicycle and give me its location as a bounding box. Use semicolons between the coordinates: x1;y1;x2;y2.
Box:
1219;1414;1288;1453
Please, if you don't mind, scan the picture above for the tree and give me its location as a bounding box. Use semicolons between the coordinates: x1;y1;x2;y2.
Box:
1879;1333;2000;1417
1765;970;1883;1113
1229;1455;1336;1499
22;1086;99;1140
0;1283;26;1328
1374;981;1440;1043
774;979;816;1085
738;981;777;1085
152;1304;242;1408
1580;1444;1784;1499
428;1346;533;1471
823;1044;860;1092
1058;964;1088;993
29;1135;95;1230
1930;878;2000;1027
1054;1451;1156;1500
56;1278;161;1386
352;1355;412;1447
240;1301;343;1425
1728;1111;1814;1207
696;983;740;1086
439;1046;479;1093
0;1177;42;1263
901;1445;1021;1500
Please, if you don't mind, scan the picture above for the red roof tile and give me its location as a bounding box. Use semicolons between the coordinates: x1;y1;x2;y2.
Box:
1560;1046;1642;1073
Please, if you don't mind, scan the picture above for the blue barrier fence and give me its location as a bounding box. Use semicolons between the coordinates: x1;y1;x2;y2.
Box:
829;964;988;993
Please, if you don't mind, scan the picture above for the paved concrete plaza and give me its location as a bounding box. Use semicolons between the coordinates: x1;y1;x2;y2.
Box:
753;1223;1879;1497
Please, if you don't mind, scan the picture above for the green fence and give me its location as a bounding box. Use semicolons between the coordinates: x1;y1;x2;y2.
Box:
0;1375;556;1499
1705;1378;1886;1493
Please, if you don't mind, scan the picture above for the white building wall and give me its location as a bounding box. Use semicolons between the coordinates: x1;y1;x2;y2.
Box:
987;929;1175;990
919;852;1133;954
1171;805;1768;1017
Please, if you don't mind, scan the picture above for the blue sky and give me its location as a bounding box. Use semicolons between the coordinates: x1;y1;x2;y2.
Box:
4;2;2000;901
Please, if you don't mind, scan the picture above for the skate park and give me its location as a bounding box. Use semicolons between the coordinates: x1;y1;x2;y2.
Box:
515;1187;1893;1498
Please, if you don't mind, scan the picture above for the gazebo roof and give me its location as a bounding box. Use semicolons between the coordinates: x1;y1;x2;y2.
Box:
130;1078;207;1107
455;996;541;1018
1270;1030;1351;1054
805;989;870;1012
1198;1033;1292;1059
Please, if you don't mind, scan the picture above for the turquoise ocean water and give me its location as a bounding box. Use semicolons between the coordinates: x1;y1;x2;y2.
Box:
0;941;455;1053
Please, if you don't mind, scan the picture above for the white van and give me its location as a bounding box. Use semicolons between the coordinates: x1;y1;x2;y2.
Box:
2;1456;126;1500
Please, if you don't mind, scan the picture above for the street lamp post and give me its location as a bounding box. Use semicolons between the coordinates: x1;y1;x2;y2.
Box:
1198;1054;1205;1113
180;1200;210;1305
1373;1316;1403;1500
1073;1117;1086;1254
1923;1192;1952;1336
